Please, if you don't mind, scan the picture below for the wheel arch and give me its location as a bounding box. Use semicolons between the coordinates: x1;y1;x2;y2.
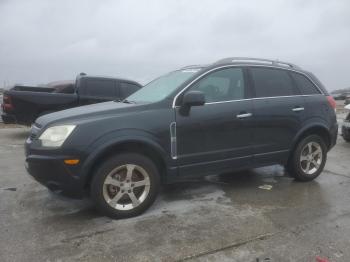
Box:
81;138;170;190
288;124;331;164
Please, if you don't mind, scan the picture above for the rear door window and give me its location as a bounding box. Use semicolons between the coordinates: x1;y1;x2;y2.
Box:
250;68;297;97
291;72;321;95
85;79;116;98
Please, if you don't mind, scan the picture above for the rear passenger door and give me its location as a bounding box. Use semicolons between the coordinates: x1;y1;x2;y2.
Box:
79;78;117;105
249;67;305;165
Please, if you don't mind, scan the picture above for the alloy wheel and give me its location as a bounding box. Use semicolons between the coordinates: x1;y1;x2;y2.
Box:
299;141;323;175
102;164;151;210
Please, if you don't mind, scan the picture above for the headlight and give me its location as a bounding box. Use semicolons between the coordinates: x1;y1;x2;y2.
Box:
39;125;76;147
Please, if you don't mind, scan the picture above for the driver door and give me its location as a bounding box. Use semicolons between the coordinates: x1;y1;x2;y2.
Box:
175;67;254;177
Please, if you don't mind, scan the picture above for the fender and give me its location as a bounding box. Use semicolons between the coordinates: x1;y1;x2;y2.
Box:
291;117;331;149
79;128;171;184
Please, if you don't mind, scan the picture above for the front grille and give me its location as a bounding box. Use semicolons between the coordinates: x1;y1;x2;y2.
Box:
30;133;37;140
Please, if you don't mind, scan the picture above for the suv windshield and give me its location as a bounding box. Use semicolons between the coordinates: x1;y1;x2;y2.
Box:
126;68;201;103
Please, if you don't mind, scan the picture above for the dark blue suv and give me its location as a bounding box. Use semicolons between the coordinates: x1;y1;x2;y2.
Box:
25;57;338;218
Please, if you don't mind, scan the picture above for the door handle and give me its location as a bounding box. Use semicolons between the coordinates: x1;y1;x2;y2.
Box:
292;107;305;112
237;113;253;119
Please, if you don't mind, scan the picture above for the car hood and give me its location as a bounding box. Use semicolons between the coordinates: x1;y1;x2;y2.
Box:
36;101;139;127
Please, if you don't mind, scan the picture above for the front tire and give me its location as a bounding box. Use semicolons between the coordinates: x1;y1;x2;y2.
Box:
287;135;327;182
91;153;160;219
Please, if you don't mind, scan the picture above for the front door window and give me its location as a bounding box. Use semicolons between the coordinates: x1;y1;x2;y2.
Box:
188;68;245;103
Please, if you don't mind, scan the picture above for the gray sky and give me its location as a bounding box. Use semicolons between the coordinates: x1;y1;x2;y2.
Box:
0;0;349;90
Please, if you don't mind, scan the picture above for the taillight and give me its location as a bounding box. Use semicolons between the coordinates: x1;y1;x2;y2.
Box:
326;95;336;111
2;94;14;111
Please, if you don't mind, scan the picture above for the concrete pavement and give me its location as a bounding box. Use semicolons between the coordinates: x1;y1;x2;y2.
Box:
0;126;350;262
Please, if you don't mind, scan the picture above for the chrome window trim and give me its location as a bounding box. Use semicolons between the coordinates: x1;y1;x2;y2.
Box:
173;94;324;108
203;94;323;106
172;64;324;108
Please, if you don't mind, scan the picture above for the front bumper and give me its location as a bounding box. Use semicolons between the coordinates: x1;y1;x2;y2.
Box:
25;153;86;198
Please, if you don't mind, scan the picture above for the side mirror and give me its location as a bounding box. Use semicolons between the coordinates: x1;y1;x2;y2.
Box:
182;91;205;107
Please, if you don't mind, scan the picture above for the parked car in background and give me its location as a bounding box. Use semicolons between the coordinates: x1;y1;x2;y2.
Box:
345;95;350;105
25;57;338;218
1;74;141;125
342;104;350;142
332;93;345;100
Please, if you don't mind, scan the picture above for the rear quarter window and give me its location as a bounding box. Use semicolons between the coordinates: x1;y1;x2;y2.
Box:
291;72;321;95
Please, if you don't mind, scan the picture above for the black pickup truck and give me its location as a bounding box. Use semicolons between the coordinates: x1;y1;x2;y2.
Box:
1;74;141;125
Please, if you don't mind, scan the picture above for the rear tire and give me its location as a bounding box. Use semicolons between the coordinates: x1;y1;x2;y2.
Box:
91;153;160;219
287;135;327;182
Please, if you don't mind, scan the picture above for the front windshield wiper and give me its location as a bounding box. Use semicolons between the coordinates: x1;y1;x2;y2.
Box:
121;99;136;104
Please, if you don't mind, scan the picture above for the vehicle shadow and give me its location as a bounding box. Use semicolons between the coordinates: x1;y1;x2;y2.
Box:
156;165;327;220
160;165;287;201
38;169;266;223
39;165;327;225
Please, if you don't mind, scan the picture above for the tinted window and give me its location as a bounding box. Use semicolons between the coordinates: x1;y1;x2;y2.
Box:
60;84;75;94
189;68;245;103
291;72;320;95
85;79;115;97
53;84;75;94
251;68;296;97
120;82;140;98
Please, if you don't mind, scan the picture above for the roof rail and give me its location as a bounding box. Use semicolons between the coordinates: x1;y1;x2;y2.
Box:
180;65;204;70
214;57;300;69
